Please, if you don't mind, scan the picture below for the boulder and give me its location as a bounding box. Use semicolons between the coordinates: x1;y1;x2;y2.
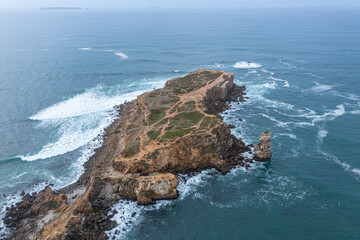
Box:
135;173;179;205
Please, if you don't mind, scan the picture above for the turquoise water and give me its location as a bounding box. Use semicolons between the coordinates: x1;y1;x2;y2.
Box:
0;9;360;239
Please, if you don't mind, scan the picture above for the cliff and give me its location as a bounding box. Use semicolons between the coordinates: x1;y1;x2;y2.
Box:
3;69;270;240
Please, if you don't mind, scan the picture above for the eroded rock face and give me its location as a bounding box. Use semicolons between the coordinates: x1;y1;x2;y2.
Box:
135;173;179;204
4;69;251;240
3;186;68;239
254;131;272;162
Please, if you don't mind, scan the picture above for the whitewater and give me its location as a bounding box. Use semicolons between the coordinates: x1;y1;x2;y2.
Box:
1;8;360;240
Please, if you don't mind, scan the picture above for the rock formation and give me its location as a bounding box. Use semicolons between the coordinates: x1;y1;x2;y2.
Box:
254;131;272;162
3;69;268;240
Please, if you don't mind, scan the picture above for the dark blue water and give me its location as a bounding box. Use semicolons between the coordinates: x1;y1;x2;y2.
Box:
0;9;360;239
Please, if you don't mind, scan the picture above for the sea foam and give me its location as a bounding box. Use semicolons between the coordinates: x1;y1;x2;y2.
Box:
115;52;129;59
23;77;173;162
233;61;262;69
78;47;92;51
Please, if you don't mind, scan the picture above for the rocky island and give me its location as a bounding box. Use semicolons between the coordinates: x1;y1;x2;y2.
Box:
3;69;271;240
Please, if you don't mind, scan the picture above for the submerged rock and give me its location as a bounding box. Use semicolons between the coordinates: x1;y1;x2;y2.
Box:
253;131;272;162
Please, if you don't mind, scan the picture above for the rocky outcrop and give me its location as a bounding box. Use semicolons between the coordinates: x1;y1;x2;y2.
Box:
3;69;262;240
3;186;68;239
254;131;272;162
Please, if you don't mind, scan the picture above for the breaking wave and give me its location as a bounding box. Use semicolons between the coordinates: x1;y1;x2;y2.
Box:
115;52;129;59
233;61;262;69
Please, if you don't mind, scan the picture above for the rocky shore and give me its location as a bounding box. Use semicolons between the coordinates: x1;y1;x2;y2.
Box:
3;69;272;240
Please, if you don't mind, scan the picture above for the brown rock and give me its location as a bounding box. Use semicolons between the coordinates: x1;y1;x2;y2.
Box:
135;173;179;205
253;131;272;162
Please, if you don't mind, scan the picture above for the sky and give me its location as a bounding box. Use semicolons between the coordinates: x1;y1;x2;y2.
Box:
0;0;359;9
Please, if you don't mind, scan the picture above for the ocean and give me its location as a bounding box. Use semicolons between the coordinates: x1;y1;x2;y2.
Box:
0;8;359;239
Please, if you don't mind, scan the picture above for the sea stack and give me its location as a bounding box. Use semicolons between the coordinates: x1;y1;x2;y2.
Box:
254;131;272;162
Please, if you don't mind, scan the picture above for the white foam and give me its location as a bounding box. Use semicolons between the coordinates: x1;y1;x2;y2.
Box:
350;110;360;115
78;47;92;51
233;61;262;69
305;73;322;79
309;82;333;93
278;133;297;140
281;61;297;69
260;69;290;87
318;130;328;139
260;113;288;128
30;87;143;120
21;113;114;161
263;82;277;89
23;76;173;162
106;169;217;239
11;172;28;179
352;169;360;176
299;104;346;126
115;52;129;59
212;63;225;68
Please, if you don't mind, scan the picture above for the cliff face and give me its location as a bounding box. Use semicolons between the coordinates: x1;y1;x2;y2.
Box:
4;69;260;240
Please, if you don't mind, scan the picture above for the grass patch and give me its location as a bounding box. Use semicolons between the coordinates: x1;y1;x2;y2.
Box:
200;116;212;129
173;111;204;123
147;130;161;140
168;71;222;94
162;128;193;140
123;142;140;158
178;101;196;112
149;172;161;176
148;107;167;125
209;118;218;128
169;102;181;114
167;111;204;130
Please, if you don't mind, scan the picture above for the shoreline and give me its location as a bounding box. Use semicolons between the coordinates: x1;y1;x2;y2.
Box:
3;69;271;240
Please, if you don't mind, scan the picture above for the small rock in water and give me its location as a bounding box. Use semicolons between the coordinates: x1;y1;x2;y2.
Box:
20;191;25;196
131;212;136;217
238;118;243;121
253;131;272;162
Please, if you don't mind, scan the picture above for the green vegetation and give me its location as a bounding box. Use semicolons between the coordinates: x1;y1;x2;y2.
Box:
178;101;196;112
123;142;140;158
150;172;161;176
200;116;212;129
145;149;159;160
173;111;204;123
166;111;204;130
168;71;223;94
209;117;218;128
147;130;161;140
169;102;181;114
148;107;167;125
162;128;193;140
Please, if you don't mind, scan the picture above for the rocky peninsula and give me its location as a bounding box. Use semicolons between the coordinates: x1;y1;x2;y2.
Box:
3;69;271;240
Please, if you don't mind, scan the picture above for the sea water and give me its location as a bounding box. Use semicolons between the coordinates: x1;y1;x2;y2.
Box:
0;8;359;239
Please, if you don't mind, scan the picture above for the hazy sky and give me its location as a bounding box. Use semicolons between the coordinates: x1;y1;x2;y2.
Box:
0;0;359;9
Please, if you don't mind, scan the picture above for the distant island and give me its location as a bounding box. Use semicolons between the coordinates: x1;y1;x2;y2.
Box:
39;7;85;10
